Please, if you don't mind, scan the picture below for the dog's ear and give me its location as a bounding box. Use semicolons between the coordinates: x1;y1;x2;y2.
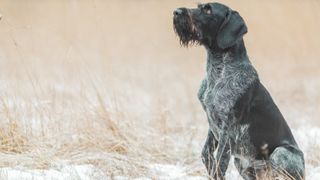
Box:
216;10;247;49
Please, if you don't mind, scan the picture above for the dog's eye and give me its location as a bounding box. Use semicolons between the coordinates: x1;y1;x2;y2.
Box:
203;4;212;15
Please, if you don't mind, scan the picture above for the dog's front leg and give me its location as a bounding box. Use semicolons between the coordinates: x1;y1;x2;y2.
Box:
202;129;218;177
213;130;231;180
203;115;231;179
203;100;231;179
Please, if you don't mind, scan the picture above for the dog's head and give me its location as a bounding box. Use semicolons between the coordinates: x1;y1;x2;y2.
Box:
173;2;247;49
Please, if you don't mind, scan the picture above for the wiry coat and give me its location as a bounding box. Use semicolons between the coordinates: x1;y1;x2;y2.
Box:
173;2;305;179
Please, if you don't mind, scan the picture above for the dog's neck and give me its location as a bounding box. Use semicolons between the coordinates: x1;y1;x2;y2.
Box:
206;39;247;62
205;39;248;82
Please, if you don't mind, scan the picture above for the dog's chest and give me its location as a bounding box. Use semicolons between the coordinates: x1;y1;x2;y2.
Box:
201;63;228;137
206;61;224;85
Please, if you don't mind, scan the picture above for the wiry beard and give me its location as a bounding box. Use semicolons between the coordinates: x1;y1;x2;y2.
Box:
173;15;201;47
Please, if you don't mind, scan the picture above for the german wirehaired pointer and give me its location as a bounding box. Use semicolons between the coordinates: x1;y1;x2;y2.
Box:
173;2;305;180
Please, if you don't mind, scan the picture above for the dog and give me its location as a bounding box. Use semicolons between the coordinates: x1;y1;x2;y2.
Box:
173;2;305;180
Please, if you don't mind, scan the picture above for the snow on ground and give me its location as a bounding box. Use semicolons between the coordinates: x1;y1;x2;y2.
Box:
0;165;104;180
148;164;206;180
0;127;319;180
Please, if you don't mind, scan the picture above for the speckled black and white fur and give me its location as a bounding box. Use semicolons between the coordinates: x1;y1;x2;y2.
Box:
173;2;305;180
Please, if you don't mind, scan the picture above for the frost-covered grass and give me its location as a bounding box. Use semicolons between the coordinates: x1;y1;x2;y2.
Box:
0;0;319;179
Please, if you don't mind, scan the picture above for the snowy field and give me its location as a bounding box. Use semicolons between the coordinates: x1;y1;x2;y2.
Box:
0;127;319;179
0;0;319;179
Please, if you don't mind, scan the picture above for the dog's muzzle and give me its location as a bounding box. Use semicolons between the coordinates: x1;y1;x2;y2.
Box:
173;8;199;46
173;8;183;17
173;8;188;18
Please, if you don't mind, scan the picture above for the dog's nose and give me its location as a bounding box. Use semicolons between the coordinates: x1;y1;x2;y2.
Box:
173;8;183;16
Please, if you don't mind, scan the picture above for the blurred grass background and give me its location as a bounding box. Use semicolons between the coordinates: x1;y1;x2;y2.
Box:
0;0;319;177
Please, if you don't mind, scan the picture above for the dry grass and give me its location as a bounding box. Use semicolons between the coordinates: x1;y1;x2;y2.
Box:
0;0;319;178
